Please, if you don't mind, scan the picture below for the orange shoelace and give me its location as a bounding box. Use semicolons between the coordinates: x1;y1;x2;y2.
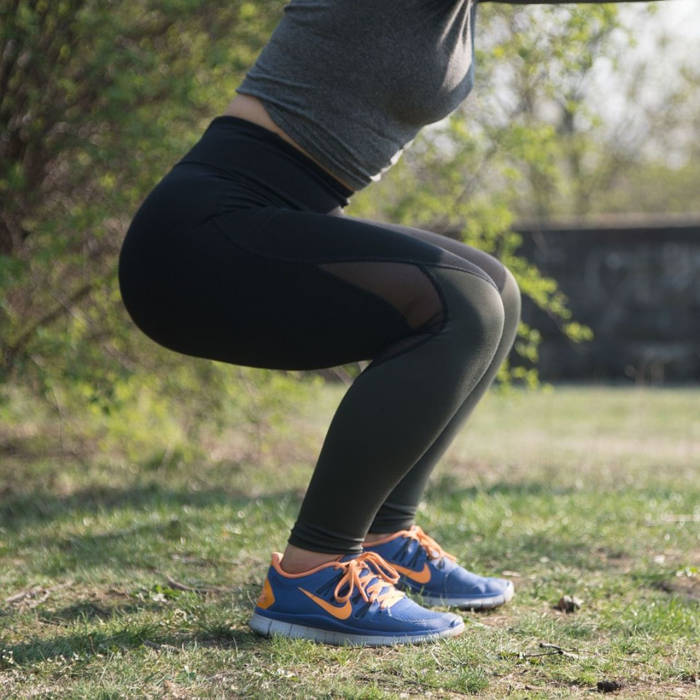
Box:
405;525;457;562
332;551;405;610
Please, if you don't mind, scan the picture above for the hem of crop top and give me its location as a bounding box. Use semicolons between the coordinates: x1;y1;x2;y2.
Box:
234;87;377;193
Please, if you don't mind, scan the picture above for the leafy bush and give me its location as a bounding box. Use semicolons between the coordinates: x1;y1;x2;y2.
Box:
2;1;675;447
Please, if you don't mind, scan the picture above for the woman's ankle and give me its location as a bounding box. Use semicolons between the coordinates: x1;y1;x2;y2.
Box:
363;527;409;545
363;532;391;545
280;543;343;574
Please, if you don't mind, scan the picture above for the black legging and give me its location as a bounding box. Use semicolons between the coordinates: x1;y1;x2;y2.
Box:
118;116;521;554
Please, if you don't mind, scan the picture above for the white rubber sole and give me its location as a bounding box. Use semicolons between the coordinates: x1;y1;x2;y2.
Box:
416;580;515;610
249;612;465;646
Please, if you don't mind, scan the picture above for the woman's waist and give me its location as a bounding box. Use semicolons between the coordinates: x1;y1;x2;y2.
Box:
223;94;357;194
176;115;352;215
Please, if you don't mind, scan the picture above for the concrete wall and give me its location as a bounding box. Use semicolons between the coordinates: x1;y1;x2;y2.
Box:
514;218;700;382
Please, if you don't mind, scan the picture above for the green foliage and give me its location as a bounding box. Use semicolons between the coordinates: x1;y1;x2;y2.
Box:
0;0;695;430
0;0;296;434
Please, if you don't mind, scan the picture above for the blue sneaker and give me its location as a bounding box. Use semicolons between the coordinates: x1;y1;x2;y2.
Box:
248;550;464;645
363;525;514;609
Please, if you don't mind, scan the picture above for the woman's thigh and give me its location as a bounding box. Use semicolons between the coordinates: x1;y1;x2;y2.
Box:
119;205;499;370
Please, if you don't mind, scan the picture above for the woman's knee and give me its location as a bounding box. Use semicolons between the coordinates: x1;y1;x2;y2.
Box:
432;267;505;353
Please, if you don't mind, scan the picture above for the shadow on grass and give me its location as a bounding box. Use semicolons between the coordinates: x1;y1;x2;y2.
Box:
426;472;685;502
423;474;677;572
5;467;690;579
0;624;263;668
425;473;576;501
0;481;303;533
32;579;263;623
1;481;304;578
38;599;168;624
23;517;265;575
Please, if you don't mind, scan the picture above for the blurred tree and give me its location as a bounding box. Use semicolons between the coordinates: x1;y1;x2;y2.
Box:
0;0;694;428
593;60;700;214
0;0;283;404
472;1;698;220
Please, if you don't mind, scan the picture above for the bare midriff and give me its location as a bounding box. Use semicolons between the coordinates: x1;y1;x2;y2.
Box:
223;93;356;193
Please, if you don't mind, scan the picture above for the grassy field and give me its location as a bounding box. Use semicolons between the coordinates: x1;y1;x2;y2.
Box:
0;383;698;698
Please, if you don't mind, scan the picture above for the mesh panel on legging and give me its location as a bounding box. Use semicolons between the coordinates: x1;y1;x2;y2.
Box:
318;261;444;333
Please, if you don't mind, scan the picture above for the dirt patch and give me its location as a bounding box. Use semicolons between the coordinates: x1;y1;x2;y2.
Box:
655;575;700;601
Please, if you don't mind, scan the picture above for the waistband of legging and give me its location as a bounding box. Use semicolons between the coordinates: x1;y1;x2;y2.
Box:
176;115;354;212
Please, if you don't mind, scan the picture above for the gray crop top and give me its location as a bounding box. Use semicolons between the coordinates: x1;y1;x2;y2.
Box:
236;0;478;191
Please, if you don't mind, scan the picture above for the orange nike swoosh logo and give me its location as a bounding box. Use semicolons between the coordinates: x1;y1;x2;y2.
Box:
391;562;431;584
298;587;353;619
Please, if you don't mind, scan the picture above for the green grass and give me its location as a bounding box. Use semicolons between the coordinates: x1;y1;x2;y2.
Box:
1;384;698;698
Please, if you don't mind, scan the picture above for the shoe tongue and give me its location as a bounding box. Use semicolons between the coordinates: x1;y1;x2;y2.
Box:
409;534;441;561
406;537;428;562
